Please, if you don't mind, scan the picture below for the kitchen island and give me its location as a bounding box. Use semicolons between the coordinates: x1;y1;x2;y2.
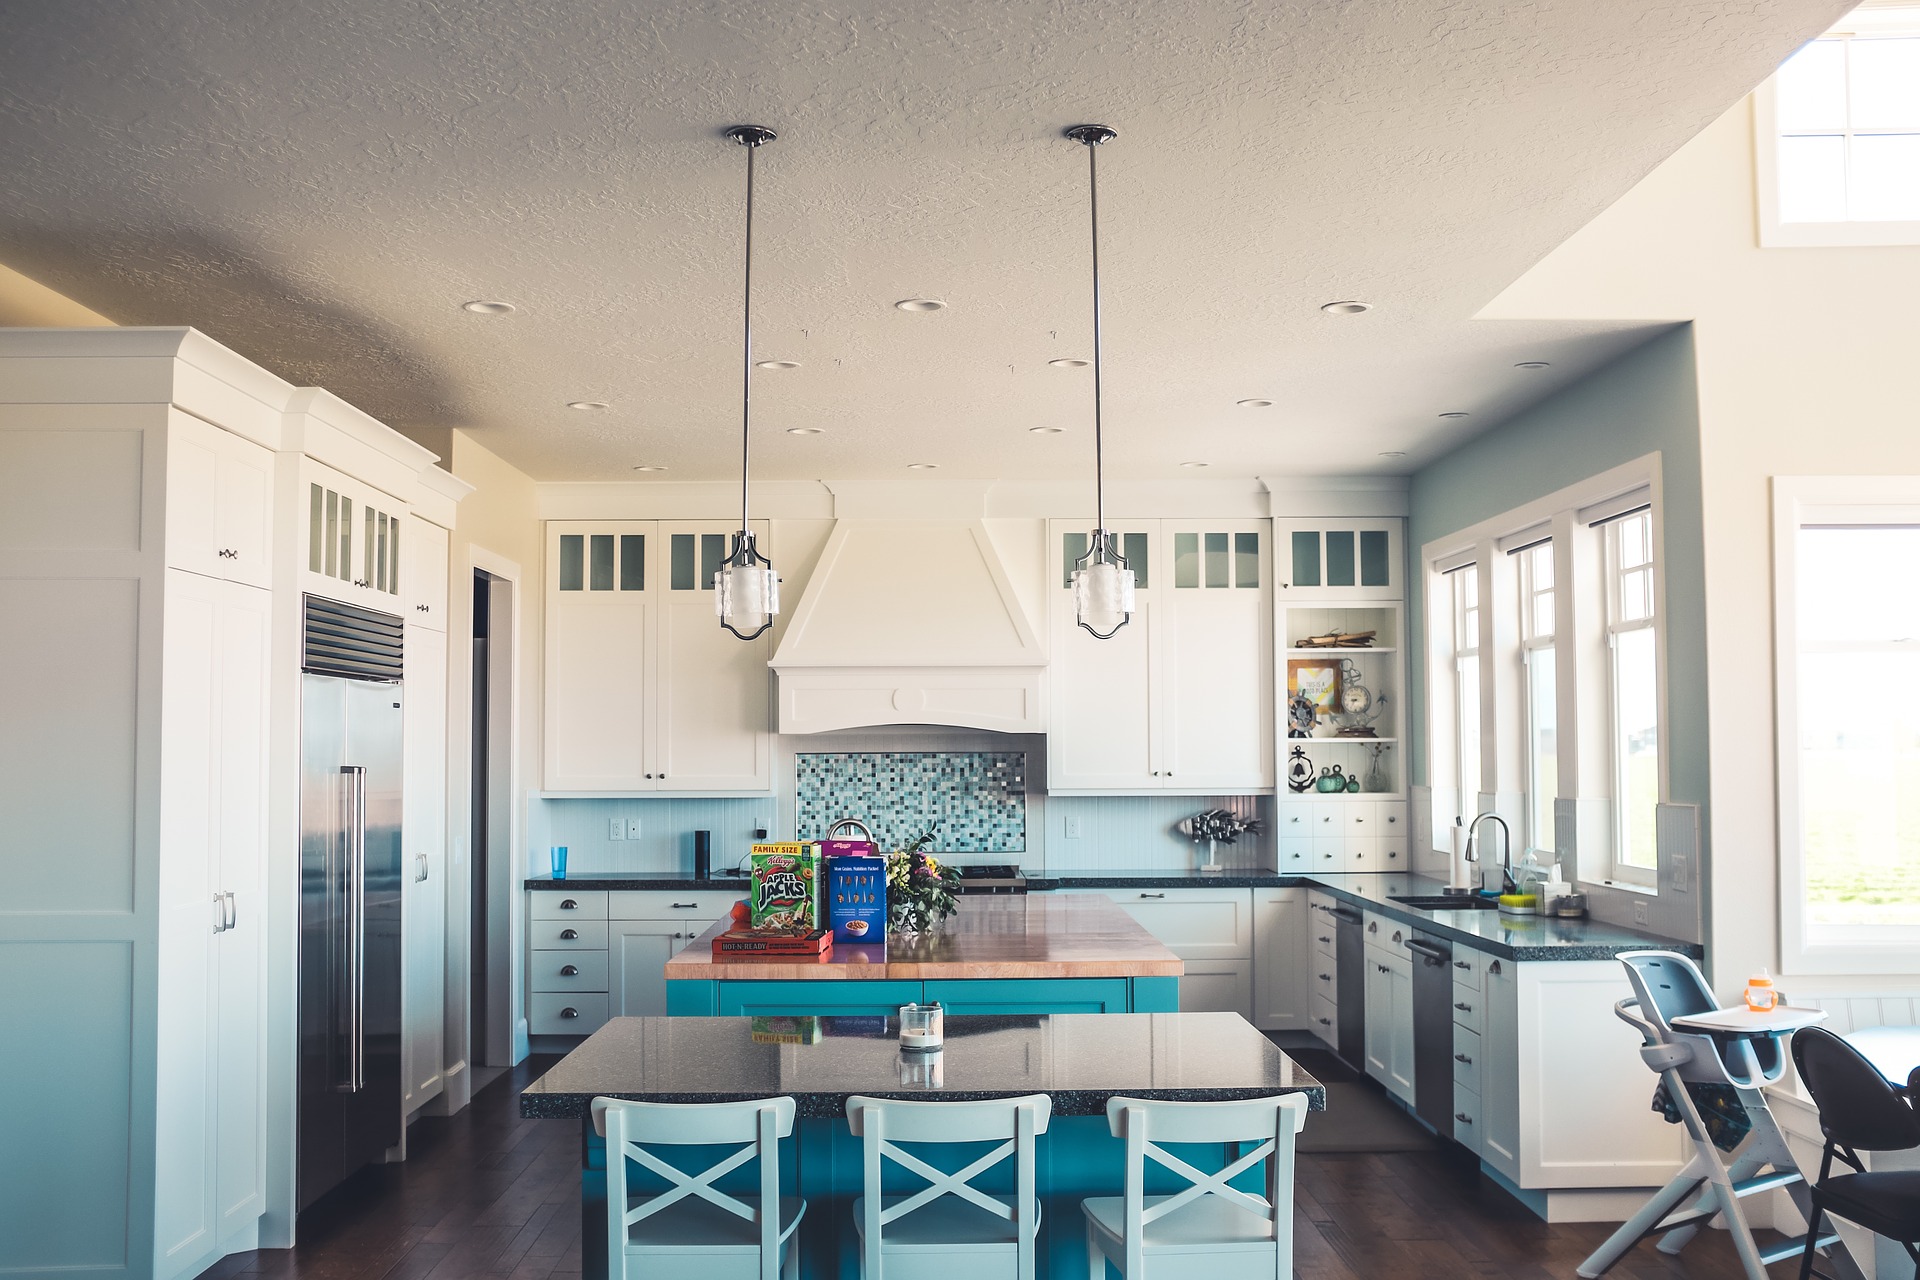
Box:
524;1011;1322;1279
662;892;1185;1016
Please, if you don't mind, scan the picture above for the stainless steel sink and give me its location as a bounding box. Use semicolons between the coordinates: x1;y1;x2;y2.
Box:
1388;894;1499;911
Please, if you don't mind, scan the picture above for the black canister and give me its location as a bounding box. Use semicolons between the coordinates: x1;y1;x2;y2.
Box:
693;830;712;880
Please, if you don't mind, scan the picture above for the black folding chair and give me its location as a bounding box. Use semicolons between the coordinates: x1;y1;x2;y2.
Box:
1791;1025;1920;1280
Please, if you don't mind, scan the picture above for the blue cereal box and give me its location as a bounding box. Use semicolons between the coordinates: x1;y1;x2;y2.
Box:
825;850;887;944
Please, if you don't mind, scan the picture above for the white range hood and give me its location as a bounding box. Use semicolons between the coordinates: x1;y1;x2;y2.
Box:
770;519;1045;734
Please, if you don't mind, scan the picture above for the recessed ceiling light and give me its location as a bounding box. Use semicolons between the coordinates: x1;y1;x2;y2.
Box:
755;360;801;370
1236;398;1274;408
1379;451;1407;458
895;298;946;312
1320;300;1372;316
1515;360;1551;369
462;300;516;315
907;463;939;470
1029;426;1064;434
632;465;668;472
1179;461;1210;469
1047;357;1091;369
1438;411;1470;419
786;427;823;435
567;400;610;411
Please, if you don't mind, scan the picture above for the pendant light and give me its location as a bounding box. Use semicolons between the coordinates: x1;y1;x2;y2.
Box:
1065;123;1134;639
714;123;781;640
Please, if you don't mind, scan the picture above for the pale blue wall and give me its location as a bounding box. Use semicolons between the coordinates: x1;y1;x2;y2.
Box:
1405;325;1709;826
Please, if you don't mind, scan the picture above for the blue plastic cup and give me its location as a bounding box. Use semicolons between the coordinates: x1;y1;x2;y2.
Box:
551;846;569;879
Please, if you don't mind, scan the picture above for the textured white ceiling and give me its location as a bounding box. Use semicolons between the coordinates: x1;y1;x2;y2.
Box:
0;0;1846;482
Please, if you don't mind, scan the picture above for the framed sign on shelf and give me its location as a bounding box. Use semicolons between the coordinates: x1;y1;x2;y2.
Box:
1287;659;1341;717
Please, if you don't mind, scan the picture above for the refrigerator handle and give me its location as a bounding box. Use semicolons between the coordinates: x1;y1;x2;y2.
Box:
341;765;368;1093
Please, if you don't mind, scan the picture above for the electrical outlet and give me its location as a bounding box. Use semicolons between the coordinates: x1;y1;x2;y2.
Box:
1064;815;1083;839
1669;852;1689;894
626;817;643;839
608;818;625;841
1633;899;1650;927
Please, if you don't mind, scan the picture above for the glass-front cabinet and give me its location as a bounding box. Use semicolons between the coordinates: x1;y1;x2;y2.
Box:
299;458;409;612
543;520;772;793
1274;519;1401;600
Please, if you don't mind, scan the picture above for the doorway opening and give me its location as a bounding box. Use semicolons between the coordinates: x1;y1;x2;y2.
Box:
469;568;514;1077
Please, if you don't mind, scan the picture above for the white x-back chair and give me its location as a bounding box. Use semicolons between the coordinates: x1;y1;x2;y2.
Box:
844;1093;1052;1280
1577;951;1858;1280
591;1095;806;1280
1082;1093;1310;1280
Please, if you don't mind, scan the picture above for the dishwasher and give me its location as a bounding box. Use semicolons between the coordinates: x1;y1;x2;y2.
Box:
1332;905;1366;1070
1406;930;1455;1141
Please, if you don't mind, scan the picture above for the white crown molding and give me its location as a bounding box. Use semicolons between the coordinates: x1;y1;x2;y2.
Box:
1259;473;1410;518
536;480;835;521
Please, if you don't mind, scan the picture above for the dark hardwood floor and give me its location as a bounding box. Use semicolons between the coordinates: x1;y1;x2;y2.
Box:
207;1054;1808;1280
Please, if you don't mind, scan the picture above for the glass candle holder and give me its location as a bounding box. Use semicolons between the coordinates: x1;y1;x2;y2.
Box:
897;1047;944;1088
898;1002;943;1052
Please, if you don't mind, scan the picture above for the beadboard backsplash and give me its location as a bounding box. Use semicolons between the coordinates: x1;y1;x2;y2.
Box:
1044;794;1275;873
795;750;1027;854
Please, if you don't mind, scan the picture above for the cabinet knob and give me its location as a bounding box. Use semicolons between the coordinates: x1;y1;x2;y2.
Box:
560;1007;579;1019
559;899;578;909
560;928;579;940
560;965;579;977
1455;1052;1473;1064
1455;1113;1473;1125
1388;851;1399;860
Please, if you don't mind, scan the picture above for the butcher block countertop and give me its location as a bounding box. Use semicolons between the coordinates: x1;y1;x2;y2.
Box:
662;893;1185;981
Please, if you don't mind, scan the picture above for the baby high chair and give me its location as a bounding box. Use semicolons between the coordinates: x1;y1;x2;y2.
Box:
1577;951;1859;1280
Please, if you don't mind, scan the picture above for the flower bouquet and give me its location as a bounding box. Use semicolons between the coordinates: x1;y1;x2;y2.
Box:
885;828;960;935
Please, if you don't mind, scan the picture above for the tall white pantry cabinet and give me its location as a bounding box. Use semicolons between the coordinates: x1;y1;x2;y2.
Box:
0;329;467;1280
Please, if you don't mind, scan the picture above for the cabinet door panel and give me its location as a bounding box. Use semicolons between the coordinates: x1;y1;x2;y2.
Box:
1481;958;1522;1178
214;433;273;590
922;978;1128;1015
610;925;680;1018
655;539;771;789
1388;956;1416;1103
1273;520;1402;600
403;515;450;631
1252;889;1308;1031
402;625;448;1107
544;594;651;790
1161;522;1271;789
1048;521;1160;790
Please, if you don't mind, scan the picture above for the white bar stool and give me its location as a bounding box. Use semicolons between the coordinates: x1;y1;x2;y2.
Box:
844;1093;1052;1280
1082;1093;1310;1280
1576;951;1857;1280
591;1095;805;1280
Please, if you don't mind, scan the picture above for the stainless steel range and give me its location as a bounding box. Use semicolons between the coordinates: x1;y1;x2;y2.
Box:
952;864;1028;894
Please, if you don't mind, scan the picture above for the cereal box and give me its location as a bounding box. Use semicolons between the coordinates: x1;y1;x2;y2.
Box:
826;852;887;944
749;842;821;932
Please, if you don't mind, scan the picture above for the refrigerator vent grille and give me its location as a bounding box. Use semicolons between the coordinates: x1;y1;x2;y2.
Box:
302;595;403;680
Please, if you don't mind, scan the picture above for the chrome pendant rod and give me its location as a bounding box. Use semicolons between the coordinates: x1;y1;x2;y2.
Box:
727;125;775;533
1067;124;1117;533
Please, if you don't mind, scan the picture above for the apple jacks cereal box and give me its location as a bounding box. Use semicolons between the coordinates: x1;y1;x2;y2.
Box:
749;843;821;932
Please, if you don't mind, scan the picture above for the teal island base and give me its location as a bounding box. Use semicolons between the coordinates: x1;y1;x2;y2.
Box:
664;975;1181;1017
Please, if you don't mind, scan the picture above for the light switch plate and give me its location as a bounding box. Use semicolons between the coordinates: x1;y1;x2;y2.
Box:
608;818;625;841
626;817;644;839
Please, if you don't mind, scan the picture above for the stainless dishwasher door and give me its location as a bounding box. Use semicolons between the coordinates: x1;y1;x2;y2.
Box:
1333;906;1366;1070
1408;933;1455;1141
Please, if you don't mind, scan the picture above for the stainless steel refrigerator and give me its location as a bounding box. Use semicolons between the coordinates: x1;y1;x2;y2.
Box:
297;596;405;1211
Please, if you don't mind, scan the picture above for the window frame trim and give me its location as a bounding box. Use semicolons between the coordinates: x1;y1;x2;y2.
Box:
1774;475;1920;974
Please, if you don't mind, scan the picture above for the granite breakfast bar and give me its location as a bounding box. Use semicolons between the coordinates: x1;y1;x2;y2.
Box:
662;892;1188;1016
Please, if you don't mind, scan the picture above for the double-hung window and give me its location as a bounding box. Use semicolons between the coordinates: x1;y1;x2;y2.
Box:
1601;508;1660;882
1516;540;1558;854
1451;563;1481;820
1776;478;1920;972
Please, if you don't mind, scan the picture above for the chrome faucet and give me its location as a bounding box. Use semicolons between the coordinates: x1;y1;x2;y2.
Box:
1464;812;1515;894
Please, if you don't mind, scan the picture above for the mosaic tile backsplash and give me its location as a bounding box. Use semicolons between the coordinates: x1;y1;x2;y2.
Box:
794;751;1027;853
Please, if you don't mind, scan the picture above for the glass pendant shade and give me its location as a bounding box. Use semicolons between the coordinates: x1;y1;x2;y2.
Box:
714;531;778;640
1071;529;1135;639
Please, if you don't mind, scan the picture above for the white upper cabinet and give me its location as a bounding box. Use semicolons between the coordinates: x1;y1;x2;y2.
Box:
299;459;408;613
402;514;450;632
1048;519;1272;792
543;521;771;793
165;410;274;590
1273;518;1402;600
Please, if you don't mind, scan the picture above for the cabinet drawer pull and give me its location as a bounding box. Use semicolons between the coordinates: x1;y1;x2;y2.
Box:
1454;1001;1473;1012
1455;1112;1473;1125
1454;1052;1473;1064
1367;922;1377;933
1454;960;1471;970
1317;972;1332;982
1316;934;1330;944
560;928;579;940
1489;961;1502;975
1317;1017;1331;1026
672;902;699;909
559;899;578;910
1138;892;1166;899
560;1007;579;1019
218;547;238;559
560;965;579;977
416;603;430;613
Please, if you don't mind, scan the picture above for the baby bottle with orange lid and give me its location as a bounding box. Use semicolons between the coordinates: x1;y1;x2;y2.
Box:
1744;968;1777;1013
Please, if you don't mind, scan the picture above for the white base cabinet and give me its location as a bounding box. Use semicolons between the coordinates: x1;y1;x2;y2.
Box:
401;621;448;1111
1251;888;1310;1031
1059;888;1254;1016
528;889;747;1036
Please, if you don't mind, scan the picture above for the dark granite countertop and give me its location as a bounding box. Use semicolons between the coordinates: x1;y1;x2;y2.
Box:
524;869;1697;963
519;1011;1324;1120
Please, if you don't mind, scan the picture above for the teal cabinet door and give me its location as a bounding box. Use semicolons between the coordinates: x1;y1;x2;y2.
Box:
922;978;1130;1015
713;980;923;1017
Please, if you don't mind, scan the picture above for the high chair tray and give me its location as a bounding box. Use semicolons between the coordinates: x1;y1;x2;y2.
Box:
1670;1005;1827;1035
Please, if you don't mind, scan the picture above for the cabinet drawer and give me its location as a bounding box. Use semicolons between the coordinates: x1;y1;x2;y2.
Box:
1095;888;1252;960
1451;947;1485;993
1452;1025;1482;1096
530;992;609;1036
1310;994;1339;1044
1345;802;1378;834
1363;911;1408;958
609;891;742;922
1278;836;1312;871
528;918;608;950
1310;957;1338;1001
1450;986;1485;1037
1310;917;1337;960
1311;835;1347;870
530;950;609;993
1452;1084;1481;1151
531;891;608;920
